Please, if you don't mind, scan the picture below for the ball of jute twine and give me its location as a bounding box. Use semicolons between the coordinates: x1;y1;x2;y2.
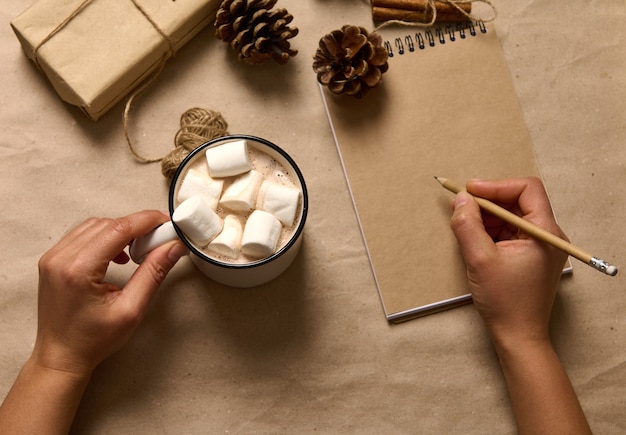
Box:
160;107;230;179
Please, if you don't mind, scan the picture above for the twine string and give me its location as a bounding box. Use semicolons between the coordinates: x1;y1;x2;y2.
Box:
160;108;230;179
124;0;178;163
122;59;169;163
374;0;497;30
130;0;175;59
30;0;178;163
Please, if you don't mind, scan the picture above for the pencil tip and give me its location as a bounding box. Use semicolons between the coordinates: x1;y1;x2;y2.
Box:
434;176;446;185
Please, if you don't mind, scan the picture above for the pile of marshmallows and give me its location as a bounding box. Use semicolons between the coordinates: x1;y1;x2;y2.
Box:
173;140;301;261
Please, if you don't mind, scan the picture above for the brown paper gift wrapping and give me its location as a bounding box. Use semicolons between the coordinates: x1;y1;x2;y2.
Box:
11;0;220;120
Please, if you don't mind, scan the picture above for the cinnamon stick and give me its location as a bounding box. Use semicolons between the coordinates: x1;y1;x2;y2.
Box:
372;0;471;15
372;6;470;23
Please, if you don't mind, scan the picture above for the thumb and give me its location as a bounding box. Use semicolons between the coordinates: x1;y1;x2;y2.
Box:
450;191;495;265
123;241;188;313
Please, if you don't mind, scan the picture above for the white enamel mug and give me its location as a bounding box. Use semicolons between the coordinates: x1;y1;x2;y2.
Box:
129;135;308;287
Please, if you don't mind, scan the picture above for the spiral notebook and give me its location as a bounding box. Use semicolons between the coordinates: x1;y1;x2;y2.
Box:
321;21;564;322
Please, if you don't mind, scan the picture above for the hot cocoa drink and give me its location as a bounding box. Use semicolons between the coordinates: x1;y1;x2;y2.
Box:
172;138;304;264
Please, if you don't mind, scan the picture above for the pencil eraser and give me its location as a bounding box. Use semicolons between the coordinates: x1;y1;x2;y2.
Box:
606;265;618;276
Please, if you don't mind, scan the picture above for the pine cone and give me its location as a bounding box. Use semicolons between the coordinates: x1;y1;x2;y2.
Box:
313;25;389;99
215;0;299;65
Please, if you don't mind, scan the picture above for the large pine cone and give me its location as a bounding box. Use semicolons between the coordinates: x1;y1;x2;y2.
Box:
313;25;389;99
215;0;299;65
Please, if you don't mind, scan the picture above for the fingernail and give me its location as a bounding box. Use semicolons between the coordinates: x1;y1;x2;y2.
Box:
168;243;189;263
467;179;486;190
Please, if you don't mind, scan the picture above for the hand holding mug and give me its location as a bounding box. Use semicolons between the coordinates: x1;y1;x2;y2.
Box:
35;210;187;375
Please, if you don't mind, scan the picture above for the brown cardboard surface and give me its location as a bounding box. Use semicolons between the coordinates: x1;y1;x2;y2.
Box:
323;22;542;320
1;0;625;433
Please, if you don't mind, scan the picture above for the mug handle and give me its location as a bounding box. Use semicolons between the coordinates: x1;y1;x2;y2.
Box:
129;221;181;263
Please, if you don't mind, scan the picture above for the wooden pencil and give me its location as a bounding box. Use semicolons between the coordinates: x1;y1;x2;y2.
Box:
435;176;618;276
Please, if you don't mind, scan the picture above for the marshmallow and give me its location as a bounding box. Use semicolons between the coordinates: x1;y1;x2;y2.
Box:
177;168;224;209
241;210;282;259
205;140;252;178
172;195;223;245
219;170;264;212
256;181;301;226
206;215;243;259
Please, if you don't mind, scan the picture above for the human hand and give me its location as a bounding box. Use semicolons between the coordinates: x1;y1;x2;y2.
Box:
449;178;568;347
33;210;188;378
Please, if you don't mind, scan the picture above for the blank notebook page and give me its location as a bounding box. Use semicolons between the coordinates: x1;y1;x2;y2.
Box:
321;22;542;321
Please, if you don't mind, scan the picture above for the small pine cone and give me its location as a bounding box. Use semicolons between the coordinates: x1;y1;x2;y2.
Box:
215;0;299;65
313;25;389;99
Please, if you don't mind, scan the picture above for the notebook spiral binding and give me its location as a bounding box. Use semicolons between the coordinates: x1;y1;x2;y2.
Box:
383;20;487;57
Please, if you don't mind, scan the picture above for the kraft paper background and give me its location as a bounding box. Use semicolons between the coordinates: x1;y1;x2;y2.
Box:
1;0;625;433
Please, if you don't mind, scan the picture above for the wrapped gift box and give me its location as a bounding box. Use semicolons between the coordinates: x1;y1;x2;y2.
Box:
11;0;220;120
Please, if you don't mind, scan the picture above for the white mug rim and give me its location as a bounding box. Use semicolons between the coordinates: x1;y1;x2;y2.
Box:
167;134;308;270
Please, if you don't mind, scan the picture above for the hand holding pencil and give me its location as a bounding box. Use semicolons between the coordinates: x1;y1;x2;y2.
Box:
444;177;570;330
437;176;617;276
444;177;593;433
